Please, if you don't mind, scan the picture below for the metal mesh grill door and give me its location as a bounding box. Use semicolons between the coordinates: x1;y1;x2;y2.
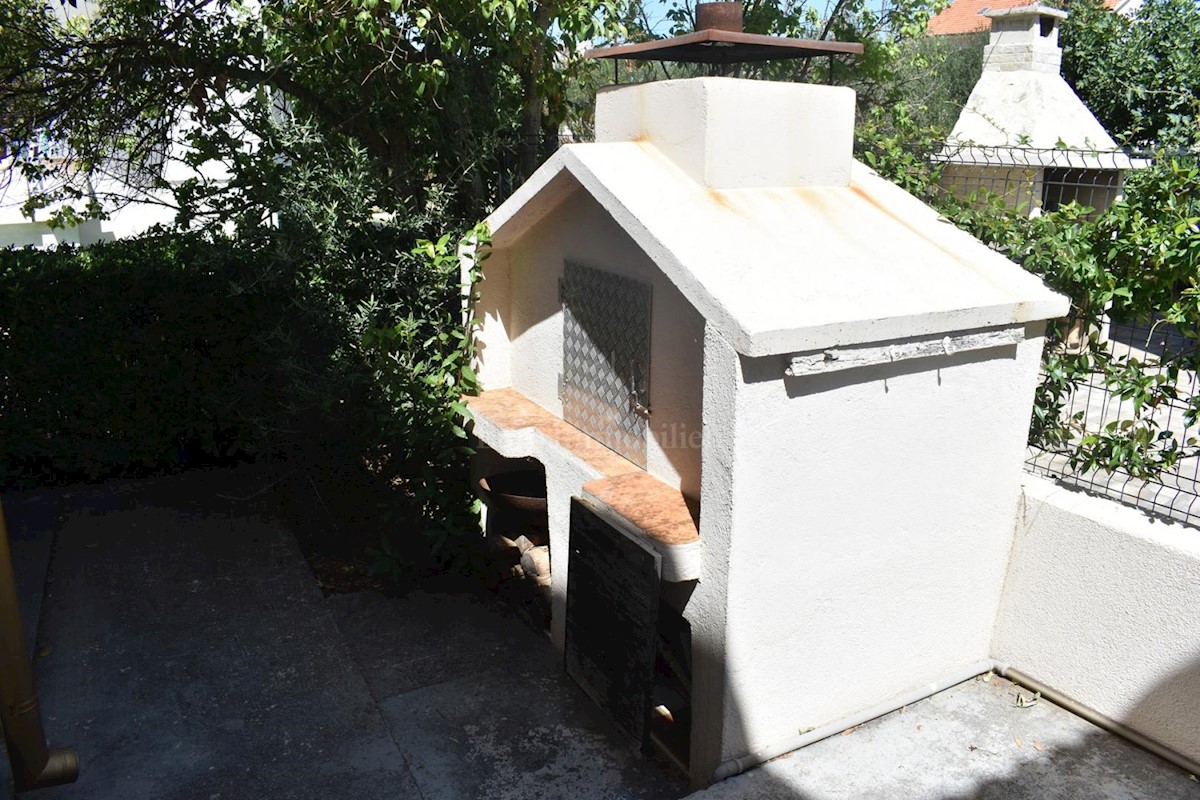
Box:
561;262;651;468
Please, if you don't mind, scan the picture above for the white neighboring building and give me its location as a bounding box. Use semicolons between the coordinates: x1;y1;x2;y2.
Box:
928;0;1139;38
0;158;180;248
0;0;242;249
0;115;241;248
1;120;249;249
0;0;176;247
1111;0;1144;15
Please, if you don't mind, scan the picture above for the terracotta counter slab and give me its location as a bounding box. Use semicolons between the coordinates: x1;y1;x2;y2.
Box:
582;473;699;546
581;473;700;583
466;389;641;478
466;388;701;581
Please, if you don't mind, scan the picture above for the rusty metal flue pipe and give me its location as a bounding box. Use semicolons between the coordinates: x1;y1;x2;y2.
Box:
0;499;79;792
695;1;744;32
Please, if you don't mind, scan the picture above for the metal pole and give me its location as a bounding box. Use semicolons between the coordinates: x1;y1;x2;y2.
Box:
0;499;78;792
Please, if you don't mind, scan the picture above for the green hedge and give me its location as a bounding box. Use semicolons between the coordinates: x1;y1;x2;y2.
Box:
0;233;329;488
0;224;484;577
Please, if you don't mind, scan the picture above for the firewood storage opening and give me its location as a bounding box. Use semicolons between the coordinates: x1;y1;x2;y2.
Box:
653;596;692;773
478;460;551;630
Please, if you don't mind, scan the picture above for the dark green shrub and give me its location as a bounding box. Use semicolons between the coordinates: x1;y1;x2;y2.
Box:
0;233;315;486
0;208;488;578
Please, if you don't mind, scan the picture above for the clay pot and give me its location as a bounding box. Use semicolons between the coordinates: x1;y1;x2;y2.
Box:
478;470;547;512
478;469;549;546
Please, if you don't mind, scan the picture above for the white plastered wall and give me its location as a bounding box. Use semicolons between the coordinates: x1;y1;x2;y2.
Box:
687;323;741;786
711;324;1047;762
476;183;707;501
595;79;855;190
471;247;514;391
0;221;62;248
993;475;1200;762
0;193;182;249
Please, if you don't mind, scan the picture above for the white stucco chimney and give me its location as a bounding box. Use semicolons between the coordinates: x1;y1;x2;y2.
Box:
947;4;1120;149
982;4;1067;74
594;77;855;189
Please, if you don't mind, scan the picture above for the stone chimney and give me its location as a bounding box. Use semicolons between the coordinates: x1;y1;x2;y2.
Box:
593;77;855;190
982;4;1068;74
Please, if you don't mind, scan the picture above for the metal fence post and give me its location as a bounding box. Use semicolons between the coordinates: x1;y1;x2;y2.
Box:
0;499;78;792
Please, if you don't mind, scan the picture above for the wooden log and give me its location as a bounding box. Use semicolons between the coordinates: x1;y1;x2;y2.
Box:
520;546;551;578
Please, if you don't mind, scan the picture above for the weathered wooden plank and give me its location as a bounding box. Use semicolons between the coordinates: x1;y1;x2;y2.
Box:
785;325;1024;377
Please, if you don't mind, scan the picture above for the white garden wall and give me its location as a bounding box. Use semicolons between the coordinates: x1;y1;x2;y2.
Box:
993;474;1200;763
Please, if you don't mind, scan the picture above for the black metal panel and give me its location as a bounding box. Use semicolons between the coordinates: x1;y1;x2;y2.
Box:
564;498;661;747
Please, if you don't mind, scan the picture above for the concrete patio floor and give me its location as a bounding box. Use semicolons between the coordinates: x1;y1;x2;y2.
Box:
2;468;1195;799
691;674;1199;800
2;469;679;800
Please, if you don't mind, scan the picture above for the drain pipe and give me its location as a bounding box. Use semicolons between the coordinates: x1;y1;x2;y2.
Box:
712;659;1200;784
1002;666;1200;779
0;500;79;792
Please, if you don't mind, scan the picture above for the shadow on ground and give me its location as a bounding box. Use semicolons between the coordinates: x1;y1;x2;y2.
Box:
690;670;1200;800
3;467;1198;800
2;468;681;800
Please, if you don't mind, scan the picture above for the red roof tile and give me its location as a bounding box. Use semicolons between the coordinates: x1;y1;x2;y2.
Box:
927;0;1117;36
927;0;1027;35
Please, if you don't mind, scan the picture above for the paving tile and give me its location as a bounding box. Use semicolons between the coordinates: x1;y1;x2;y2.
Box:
17;476;418;800
327;589;542;699
329;588;685;800
689;675;1200;800
377;664;683;800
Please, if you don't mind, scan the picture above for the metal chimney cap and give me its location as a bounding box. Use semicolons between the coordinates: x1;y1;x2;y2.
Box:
587;0;862;66
585;31;862;65
983;4;1068;19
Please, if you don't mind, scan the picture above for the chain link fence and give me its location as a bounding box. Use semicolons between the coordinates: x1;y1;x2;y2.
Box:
932;145;1200;526
1024;317;1200;526
493;133;578;206
935;144;1144;216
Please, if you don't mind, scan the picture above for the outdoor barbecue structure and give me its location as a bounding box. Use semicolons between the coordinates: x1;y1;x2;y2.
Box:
462;71;1068;787
938;4;1141;216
